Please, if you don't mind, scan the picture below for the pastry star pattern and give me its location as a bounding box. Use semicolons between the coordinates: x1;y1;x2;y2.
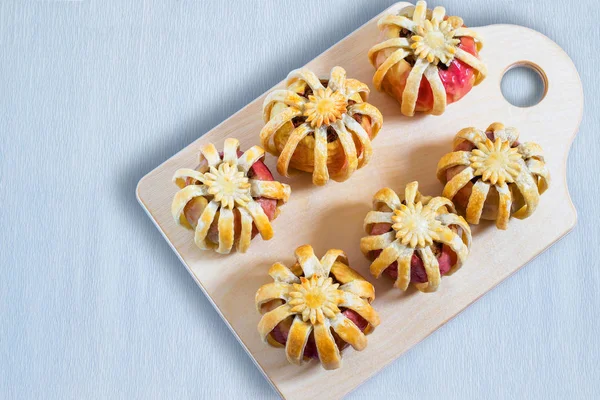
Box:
171;138;290;254
256;245;380;370
368;0;487;116
361;181;472;292
436;123;550;229
260;66;383;186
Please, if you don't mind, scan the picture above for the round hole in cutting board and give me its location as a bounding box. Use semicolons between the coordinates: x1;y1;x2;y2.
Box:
500;62;548;107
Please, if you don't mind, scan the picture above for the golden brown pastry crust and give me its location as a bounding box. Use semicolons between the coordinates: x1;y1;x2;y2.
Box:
256;245;380;370
360;181;472;292
260;66;383;186
171;138;291;254
436;123;550;229
368;0;486;116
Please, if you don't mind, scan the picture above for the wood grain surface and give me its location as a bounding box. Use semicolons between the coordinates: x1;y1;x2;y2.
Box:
137;3;583;398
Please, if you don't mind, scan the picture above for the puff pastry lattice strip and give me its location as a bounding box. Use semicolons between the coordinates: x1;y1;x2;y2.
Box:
368;0;486;116
260;66;383;186
436;123;550;230
360;181;471;292
256;245;380;370
171;138;290;254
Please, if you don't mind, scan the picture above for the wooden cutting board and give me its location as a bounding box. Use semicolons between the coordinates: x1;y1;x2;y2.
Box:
136;2;583;399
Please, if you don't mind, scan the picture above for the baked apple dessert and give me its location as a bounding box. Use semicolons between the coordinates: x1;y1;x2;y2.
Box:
256;245;380;370
171;138;291;254
360;181;471;292
437;122;550;230
260;66;383;186
368;0;486;116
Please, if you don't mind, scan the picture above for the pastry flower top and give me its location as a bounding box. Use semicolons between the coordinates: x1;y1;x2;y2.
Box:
436;123;550;229
171;138;290;254
260;66;383;186
256;245;380;370
361;181;471;292
368;0;486;116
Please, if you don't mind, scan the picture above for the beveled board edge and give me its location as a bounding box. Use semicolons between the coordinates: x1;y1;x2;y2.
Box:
136;1;583;398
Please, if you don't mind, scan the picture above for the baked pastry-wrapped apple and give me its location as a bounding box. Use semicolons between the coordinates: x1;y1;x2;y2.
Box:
256;245;380;370
260;66;383;186
368;0;486;116
171;138;291;254
437;123;550;230
360;181;471;292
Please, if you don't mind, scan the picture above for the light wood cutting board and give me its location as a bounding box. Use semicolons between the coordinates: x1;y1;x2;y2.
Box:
136;2;583;399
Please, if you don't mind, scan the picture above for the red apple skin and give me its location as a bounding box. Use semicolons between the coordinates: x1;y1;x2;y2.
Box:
412;36;479;112
374;27;480;113
368;223;455;284
269;309;369;360
182;151;277;243
445;131;521;211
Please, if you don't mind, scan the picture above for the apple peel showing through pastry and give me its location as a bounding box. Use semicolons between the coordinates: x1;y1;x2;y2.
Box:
436;122;550;230
368;0;486;116
361;181;472;292
256;245;380;370
171;138;290;254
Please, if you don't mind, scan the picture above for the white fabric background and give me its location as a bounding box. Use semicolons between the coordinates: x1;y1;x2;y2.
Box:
1;0;598;398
